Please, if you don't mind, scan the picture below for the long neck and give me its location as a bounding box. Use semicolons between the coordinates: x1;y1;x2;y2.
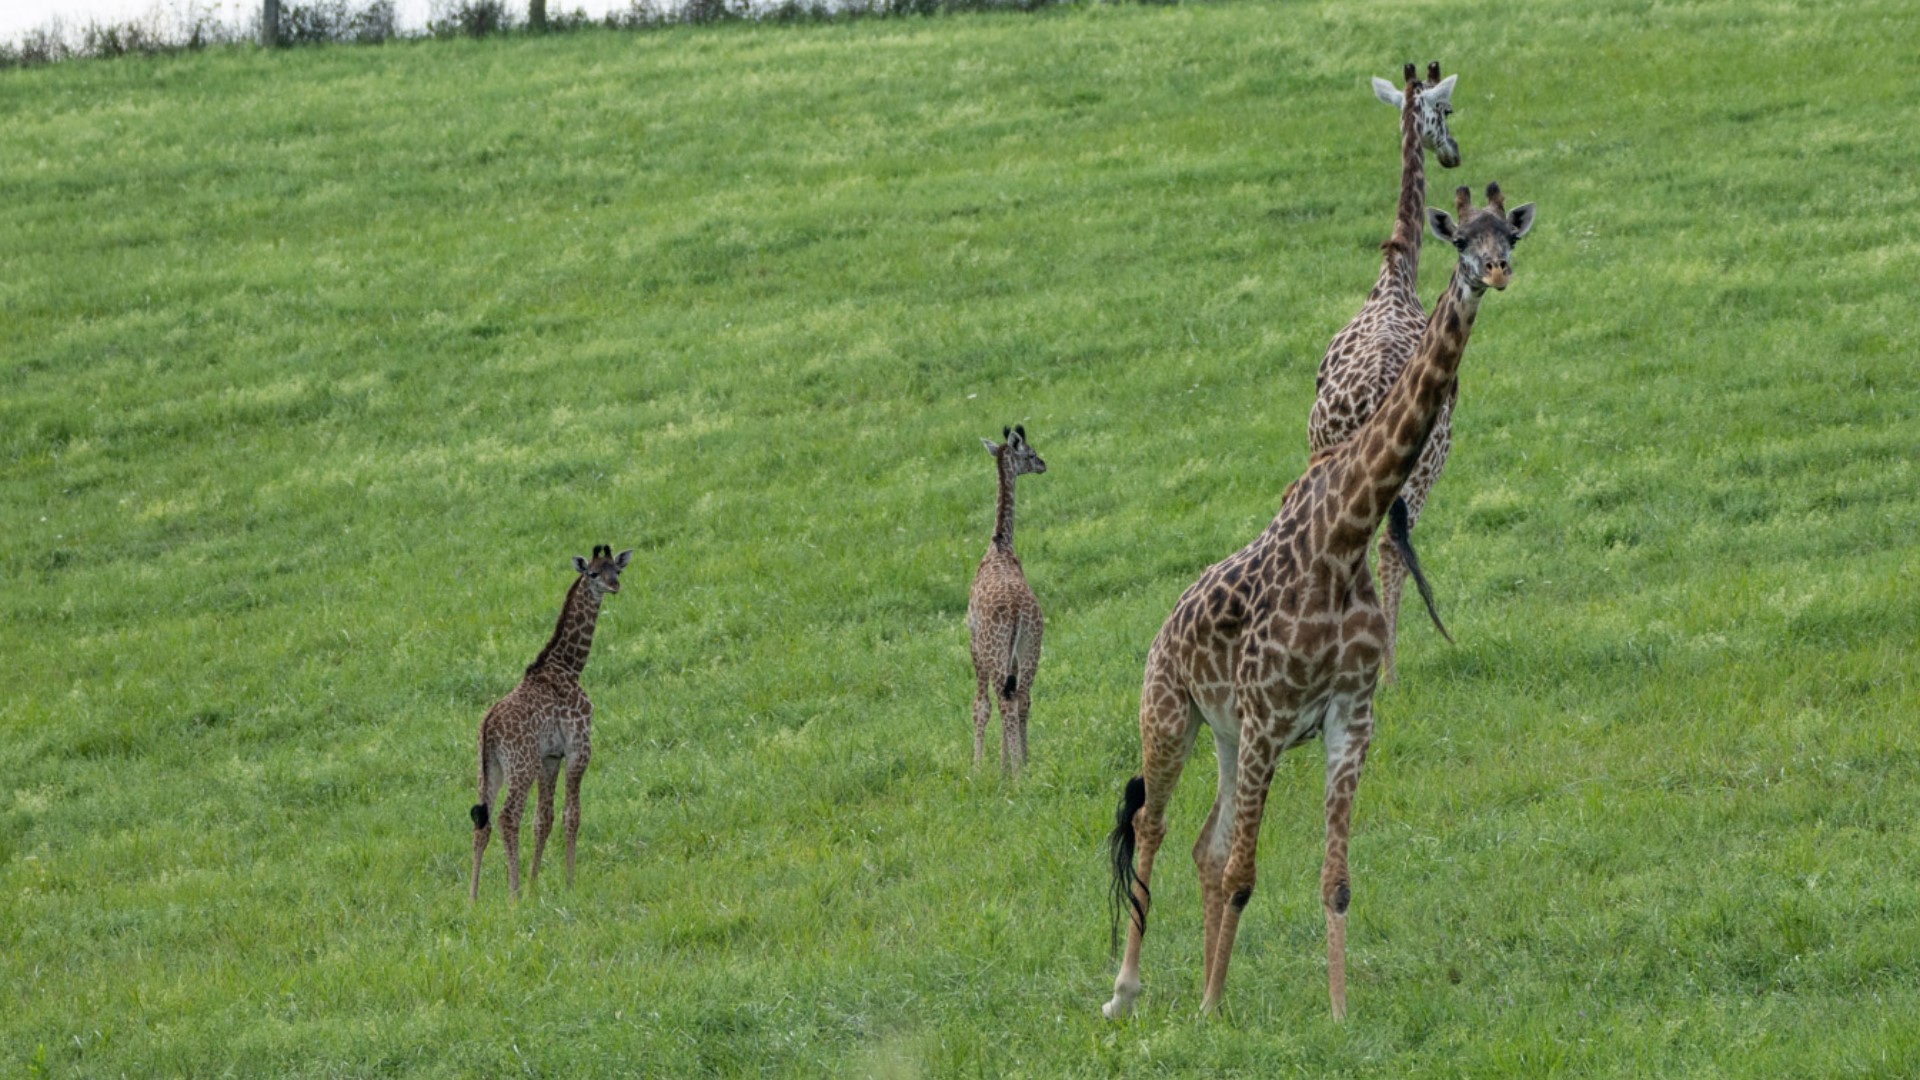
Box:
1328;271;1481;556
526;576;602;680
1379;89;1426;292
990;453;1017;553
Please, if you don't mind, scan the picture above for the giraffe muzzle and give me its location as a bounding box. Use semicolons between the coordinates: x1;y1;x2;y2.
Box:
1484;264;1511;290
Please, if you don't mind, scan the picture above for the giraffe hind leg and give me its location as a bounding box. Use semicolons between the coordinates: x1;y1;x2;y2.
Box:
972;679;991;767
1104;687;1199;1019
563;749;590;888
469;746;503;901
528;756;562;890
498;780;530;900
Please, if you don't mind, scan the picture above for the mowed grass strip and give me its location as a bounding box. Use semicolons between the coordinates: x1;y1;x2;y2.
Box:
3;0;1918;1074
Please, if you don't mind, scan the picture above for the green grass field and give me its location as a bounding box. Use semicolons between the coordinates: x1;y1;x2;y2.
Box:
4;0;1919;1074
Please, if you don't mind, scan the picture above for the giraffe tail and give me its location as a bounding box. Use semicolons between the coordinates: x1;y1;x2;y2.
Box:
1387;495;1454;644
1106;774;1148;956
471;727;492;832
1001;625;1023;700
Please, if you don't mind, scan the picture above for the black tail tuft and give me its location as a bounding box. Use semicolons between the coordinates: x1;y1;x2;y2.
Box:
470;803;489;831
1107;775;1149;956
1002;672;1018;698
1387;496;1454;644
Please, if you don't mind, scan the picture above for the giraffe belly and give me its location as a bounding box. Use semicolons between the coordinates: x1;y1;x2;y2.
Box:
538;728;574;761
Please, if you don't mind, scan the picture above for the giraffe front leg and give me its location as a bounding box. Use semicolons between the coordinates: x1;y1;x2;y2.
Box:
563;751;590;888
1321;700;1374;1021
528;757;561;890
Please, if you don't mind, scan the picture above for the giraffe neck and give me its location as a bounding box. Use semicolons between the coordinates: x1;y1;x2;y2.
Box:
1379;85;1426;296
1328;270;1481;558
526;576;602;680
991;452;1017;553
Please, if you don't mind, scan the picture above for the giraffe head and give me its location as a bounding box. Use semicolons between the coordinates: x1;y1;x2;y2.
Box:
1427;182;1536;293
570;543;633;596
982;425;1046;477
1372;60;1460;168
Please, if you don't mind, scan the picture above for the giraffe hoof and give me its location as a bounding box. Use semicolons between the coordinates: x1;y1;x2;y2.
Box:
1101;997;1132;1020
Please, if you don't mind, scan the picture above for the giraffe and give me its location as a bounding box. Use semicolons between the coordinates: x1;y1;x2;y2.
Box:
469;543;632;901
967;425;1047;773
1310;61;1463;684
1103;184;1535;1020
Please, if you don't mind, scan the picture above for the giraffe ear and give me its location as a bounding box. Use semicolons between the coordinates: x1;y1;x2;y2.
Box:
982;438;1001;456
1372;77;1404;108
1507;202;1536;241
572;555;590;574
1427;207;1463;247
613;549;633;570
1426;74;1456;107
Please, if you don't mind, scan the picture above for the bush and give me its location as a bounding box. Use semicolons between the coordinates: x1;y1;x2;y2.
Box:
277;1;399;45
427;0;519;38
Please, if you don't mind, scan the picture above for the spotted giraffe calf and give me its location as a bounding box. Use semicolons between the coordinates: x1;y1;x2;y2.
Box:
967;425;1046;773
469;544;630;901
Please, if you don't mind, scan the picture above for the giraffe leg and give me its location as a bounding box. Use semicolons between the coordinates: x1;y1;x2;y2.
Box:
1195;722;1240;995
1321;700;1374;1021
1103;689;1199;1020
470;822;492;902
563;750;590;888
498;780;530;901
528;756;561;890
1012;685;1032;774
1201;721;1283;1016
469;750;502;902
972;678;991;768
999;683;1018;775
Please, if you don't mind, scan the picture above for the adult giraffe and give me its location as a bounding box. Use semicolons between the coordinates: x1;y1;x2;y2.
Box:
1311;61;1463;682
1104;184;1535;1020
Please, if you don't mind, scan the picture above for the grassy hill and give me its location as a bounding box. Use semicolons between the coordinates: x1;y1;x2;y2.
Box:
3;0;1918;1074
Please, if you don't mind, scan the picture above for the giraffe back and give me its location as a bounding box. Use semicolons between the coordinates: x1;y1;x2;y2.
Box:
482;671;592;771
969;549;1042;683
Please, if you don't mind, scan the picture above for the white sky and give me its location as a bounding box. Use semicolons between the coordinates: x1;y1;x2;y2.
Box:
0;0;651;40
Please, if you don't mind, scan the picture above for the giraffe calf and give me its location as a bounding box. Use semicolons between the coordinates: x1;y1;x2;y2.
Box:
470;544;630;901
967;425;1047;773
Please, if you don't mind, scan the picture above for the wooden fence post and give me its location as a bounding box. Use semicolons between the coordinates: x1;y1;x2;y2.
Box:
260;0;279;46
